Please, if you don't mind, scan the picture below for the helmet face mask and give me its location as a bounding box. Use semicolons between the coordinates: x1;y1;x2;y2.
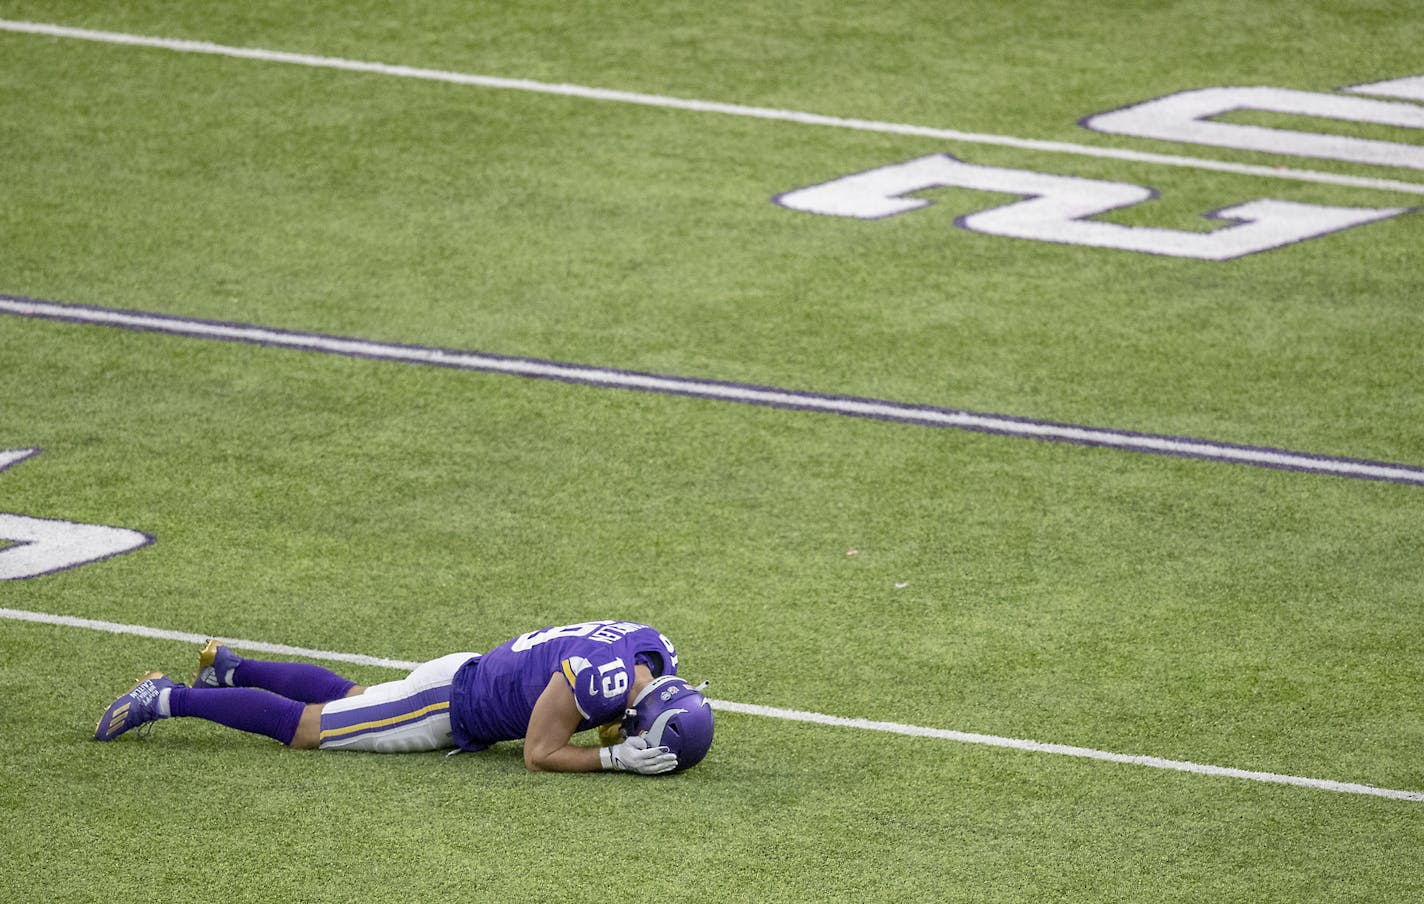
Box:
621;675;714;772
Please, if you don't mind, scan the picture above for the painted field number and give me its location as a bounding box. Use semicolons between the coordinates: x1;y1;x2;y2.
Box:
1083;82;1424;171
776;153;1409;260
0;449;152;580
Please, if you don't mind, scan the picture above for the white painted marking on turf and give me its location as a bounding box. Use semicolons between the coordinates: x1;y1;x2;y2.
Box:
0;448;41;472
1349;76;1424;102
0;607;419;671
6;296;1424;486
2;19;1422;197
4;606;1419;802
709;701;1424;802
0;513;152;580
0;449;153;579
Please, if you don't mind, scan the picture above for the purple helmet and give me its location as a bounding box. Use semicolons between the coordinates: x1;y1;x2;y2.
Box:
622;676;714;772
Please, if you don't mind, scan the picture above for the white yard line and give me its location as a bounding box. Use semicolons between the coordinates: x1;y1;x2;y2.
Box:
2;18;1423;196
4;605;1420;802
711;701;1424;801
6;295;1424;486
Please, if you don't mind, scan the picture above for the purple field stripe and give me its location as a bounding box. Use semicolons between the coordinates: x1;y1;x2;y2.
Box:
5;294;1424;486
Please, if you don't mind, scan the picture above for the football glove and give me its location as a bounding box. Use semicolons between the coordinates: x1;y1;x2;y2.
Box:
599;735;677;775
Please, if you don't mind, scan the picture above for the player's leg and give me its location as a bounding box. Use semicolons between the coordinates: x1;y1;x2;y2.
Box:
196;640;364;703
167;684;306;744
95;652;475;748
289;702;325;750
306;652;477;753
95;672;305;745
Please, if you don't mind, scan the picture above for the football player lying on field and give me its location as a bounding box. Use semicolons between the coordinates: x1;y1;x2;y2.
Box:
95;619;713;775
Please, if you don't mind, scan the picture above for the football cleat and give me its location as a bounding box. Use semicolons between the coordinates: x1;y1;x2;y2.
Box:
195;639;243;688
94;671;180;741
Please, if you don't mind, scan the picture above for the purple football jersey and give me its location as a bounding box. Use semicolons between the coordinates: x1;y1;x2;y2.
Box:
450;620;678;751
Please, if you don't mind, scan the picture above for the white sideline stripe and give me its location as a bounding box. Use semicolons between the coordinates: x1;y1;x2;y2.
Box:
0;607;418;671
6;295;1424;486
5;606;1420;802
3;18;1423;197
711;701;1424;802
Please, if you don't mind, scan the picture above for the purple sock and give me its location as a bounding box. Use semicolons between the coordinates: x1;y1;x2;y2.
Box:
232;659;357;704
168;687;305;745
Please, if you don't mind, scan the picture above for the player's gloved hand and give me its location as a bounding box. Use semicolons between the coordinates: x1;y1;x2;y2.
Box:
600;735;677;775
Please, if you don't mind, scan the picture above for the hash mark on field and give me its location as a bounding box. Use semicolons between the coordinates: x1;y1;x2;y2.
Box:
5;294;1424;486
2;606;1420;802
1;18;1422;196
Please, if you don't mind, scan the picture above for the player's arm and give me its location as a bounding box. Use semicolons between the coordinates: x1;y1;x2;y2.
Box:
523;673;602;772
523;672;676;775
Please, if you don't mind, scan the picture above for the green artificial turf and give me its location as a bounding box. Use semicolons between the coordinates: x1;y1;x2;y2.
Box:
2;2;1421;901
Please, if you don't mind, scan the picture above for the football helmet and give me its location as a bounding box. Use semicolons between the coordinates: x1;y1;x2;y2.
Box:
621;676;714;772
